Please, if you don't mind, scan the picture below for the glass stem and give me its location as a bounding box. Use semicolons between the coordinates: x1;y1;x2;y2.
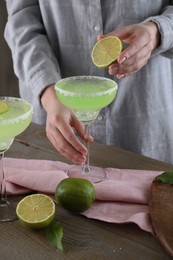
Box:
0;152;7;205
82;124;91;173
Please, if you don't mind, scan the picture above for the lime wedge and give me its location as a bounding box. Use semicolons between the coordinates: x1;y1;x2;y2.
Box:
91;36;123;68
16;194;55;229
0;101;8;114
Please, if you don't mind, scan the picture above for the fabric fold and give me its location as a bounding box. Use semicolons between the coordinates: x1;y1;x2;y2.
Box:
2;157;162;234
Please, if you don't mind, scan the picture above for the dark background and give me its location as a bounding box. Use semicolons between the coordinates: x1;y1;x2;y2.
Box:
0;1;19;97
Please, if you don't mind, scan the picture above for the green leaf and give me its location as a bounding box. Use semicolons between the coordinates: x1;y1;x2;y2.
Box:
45;222;64;251
156;170;173;184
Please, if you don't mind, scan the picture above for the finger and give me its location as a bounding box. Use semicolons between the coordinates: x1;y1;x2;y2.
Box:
109;44;151;76
109;55;149;76
47;129;86;165
119;52;151;75
117;33;149;64
117;71;136;79
97;35;104;41
115;53;150;78
71;116;85;139
97;29;130;43
103;26;133;41
57;121;88;157
72;116;94;142
110;54;149;78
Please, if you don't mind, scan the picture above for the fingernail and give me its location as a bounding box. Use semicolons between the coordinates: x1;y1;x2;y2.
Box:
81;150;87;156
116;74;125;79
109;69;114;76
76;158;85;165
119;56;127;64
109;67;118;76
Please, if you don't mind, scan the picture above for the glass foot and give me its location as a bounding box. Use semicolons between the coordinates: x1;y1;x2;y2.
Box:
0;201;18;222
67;165;107;183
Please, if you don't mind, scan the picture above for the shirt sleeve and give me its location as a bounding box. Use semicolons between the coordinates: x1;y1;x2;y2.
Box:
4;0;61;99
143;2;173;58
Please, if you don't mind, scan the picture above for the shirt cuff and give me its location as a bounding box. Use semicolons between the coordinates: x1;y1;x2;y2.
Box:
143;16;173;58
28;69;61;103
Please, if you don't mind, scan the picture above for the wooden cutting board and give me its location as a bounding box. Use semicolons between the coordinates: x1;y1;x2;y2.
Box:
149;178;173;257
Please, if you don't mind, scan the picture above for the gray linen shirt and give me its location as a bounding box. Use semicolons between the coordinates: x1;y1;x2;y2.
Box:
4;0;173;163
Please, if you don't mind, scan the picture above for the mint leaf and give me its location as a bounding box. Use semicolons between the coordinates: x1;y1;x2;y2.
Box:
156;171;173;184
45;222;63;251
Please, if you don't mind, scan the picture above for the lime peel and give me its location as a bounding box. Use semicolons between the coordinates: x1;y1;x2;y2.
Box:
55;178;96;213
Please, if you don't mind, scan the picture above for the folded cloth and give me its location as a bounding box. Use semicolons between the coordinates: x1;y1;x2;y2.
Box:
3;158;162;233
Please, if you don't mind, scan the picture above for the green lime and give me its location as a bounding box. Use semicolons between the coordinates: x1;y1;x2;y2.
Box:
91;36;123;68
0;101;8;114
55;178;96;213
16;194;55;229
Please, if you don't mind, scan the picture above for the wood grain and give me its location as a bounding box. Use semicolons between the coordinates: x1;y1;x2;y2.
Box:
3;123;173;259
149;179;173;257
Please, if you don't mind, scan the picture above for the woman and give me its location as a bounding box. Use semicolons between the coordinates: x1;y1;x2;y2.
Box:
4;1;173;164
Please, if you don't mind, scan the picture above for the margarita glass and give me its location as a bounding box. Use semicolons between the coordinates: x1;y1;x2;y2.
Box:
55;76;118;183
0;97;33;222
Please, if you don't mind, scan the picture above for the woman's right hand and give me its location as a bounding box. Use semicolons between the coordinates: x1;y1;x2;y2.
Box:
41;84;90;165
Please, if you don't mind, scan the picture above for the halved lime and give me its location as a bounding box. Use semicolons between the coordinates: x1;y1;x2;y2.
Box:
91;36;123;68
0;101;8;114
16;194;55;229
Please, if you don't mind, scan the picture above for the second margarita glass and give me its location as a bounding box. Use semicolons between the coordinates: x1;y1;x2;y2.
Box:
0;97;33;221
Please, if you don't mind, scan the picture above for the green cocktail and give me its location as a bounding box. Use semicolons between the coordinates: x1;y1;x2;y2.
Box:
0;97;33;151
0;97;33;222
56;76;117;123
55;76;118;183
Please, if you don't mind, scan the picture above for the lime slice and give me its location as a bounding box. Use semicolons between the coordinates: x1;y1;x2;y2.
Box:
0;101;8;114
16;194;55;229
91;36;123;68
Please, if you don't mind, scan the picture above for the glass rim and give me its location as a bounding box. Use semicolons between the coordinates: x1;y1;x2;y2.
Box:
55;75;118;97
0;96;33;125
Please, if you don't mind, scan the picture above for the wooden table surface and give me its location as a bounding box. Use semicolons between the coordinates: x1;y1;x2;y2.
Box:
1;123;173;260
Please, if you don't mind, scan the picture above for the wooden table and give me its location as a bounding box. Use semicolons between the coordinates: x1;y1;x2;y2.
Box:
1;123;173;260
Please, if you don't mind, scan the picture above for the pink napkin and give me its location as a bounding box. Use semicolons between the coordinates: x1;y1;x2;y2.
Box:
3;158;162;233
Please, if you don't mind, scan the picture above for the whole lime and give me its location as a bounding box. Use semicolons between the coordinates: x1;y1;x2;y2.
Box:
55;178;96;213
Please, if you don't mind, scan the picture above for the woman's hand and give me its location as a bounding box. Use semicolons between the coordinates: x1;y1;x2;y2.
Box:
41;84;92;165
99;22;160;79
